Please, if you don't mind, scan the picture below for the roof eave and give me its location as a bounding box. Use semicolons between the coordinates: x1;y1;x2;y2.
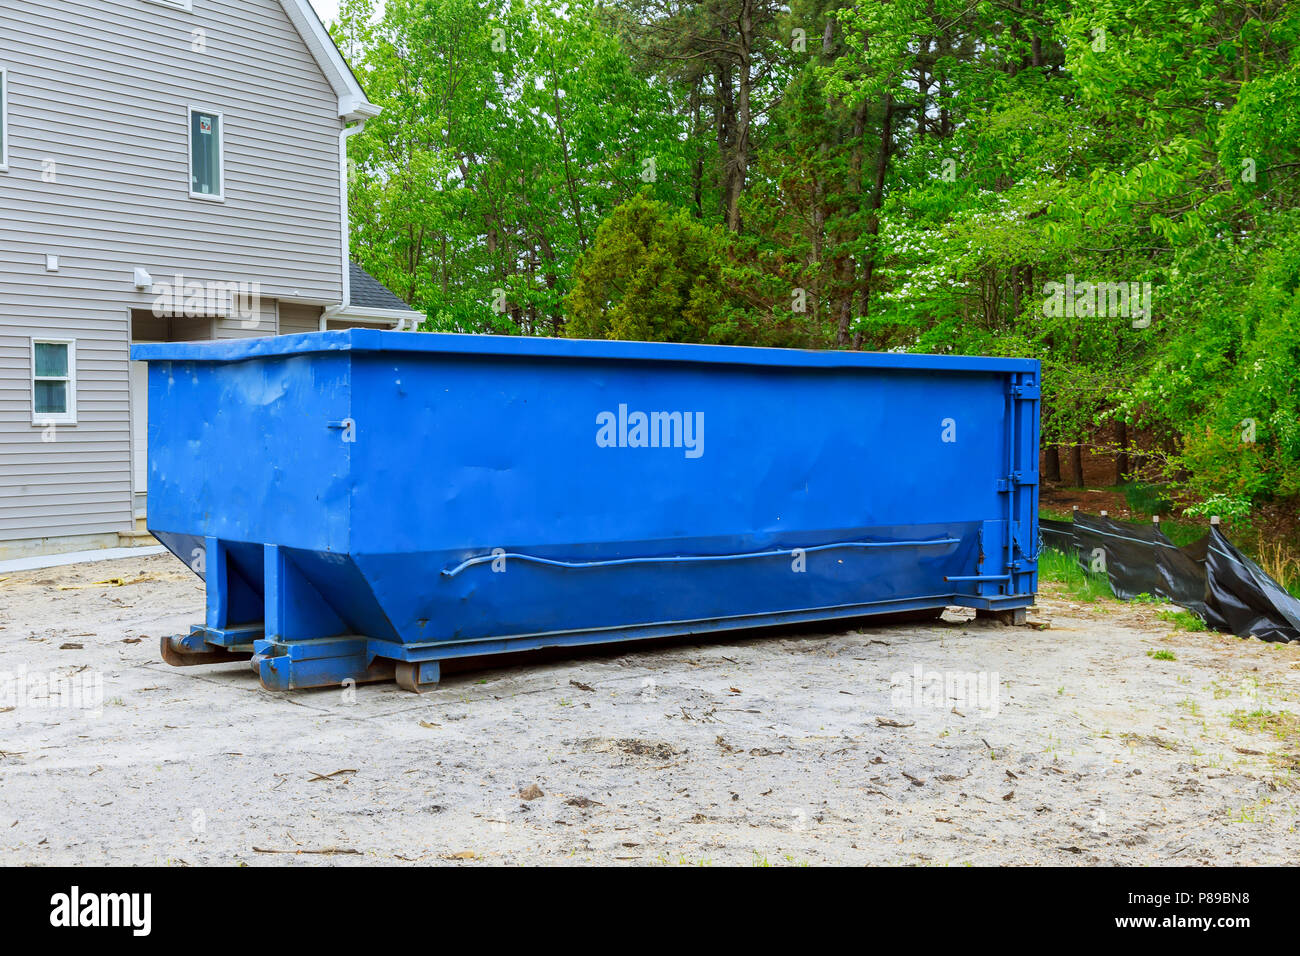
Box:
342;100;384;123
324;305;426;323
280;0;377;120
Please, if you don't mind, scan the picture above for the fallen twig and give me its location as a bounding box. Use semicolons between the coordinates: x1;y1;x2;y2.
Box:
307;769;357;782
253;846;361;855
875;717;914;728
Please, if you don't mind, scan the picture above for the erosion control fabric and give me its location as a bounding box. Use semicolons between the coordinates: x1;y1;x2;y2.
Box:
1041;514;1299;643
1197;528;1300;643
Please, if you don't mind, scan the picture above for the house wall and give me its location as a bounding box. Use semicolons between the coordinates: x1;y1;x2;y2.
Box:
278;301;324;335
0;0;346;549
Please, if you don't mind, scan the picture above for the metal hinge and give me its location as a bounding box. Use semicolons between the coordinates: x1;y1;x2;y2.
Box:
1009;382;1040;400
996;473;1039;492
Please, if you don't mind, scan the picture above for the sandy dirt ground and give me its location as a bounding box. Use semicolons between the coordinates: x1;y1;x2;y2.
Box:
1;550;1297;866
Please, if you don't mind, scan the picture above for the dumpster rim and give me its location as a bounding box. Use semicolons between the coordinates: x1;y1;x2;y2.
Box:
131;329;1040;374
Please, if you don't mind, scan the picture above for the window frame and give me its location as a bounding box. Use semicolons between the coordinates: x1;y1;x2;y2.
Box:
187;106;225;202
0;67;9;172
30;337;77;426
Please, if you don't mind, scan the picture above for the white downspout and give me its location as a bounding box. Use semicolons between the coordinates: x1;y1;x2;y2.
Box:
321;119;368;332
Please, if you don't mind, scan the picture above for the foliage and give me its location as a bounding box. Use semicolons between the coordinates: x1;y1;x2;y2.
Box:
336;0;1300;519
335;0;686;334
566;192;815;345
565;192;731;342
1157;609;1208;632
1037;545;1115;603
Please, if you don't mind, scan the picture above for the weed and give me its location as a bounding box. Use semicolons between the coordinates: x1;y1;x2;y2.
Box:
1038;546;1114;602
1158;609;1206;631
1230;709;1300;740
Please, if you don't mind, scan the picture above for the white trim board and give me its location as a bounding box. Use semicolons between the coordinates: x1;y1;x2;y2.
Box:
277;0;381;120
0;67;9;172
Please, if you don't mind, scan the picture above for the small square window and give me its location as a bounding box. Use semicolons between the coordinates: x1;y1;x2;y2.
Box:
32;339;76;425
189;108;224;200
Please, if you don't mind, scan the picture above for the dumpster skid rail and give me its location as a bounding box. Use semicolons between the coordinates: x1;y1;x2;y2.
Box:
132;330;1040;693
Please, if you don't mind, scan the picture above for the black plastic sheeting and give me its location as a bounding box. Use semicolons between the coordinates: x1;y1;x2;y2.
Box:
1040;513;1300;643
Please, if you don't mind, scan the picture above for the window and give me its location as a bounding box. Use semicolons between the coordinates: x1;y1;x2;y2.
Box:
188;108;223;200
0;68;8;172
31;339;76;425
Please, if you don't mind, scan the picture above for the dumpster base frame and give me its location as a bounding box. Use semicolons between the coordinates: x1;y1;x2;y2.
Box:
168;591;1034;692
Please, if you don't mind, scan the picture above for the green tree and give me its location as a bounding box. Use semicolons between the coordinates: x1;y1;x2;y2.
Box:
336;0;685;334
566;192;733;342
335;0;1300;524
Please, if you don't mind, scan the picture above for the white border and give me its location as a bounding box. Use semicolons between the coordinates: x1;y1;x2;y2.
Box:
0;67;9;172
30;337;77;426
187;106;225;202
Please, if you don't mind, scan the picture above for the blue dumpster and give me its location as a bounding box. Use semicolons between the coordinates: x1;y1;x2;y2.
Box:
131;330;1039;692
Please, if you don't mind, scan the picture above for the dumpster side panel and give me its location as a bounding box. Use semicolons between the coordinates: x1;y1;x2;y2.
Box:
145;353;354;553
349;350;1027;646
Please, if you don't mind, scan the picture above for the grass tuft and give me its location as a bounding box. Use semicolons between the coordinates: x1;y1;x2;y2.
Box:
1157;608;1207;631
1230;708;1300;740
1037;546;1114;602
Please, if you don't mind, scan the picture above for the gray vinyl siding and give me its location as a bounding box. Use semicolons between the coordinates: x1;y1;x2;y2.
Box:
215;299;278;339
0;0;343;298
278;302;323;334
0;0;347;543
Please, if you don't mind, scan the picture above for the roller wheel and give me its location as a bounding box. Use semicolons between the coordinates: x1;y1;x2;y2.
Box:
395;662;426;694
159;635;251;667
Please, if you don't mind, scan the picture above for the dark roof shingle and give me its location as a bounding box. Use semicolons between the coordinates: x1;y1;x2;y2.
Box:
349;262;416;312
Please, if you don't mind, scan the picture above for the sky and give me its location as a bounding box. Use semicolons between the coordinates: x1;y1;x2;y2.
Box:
309;0;341;25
